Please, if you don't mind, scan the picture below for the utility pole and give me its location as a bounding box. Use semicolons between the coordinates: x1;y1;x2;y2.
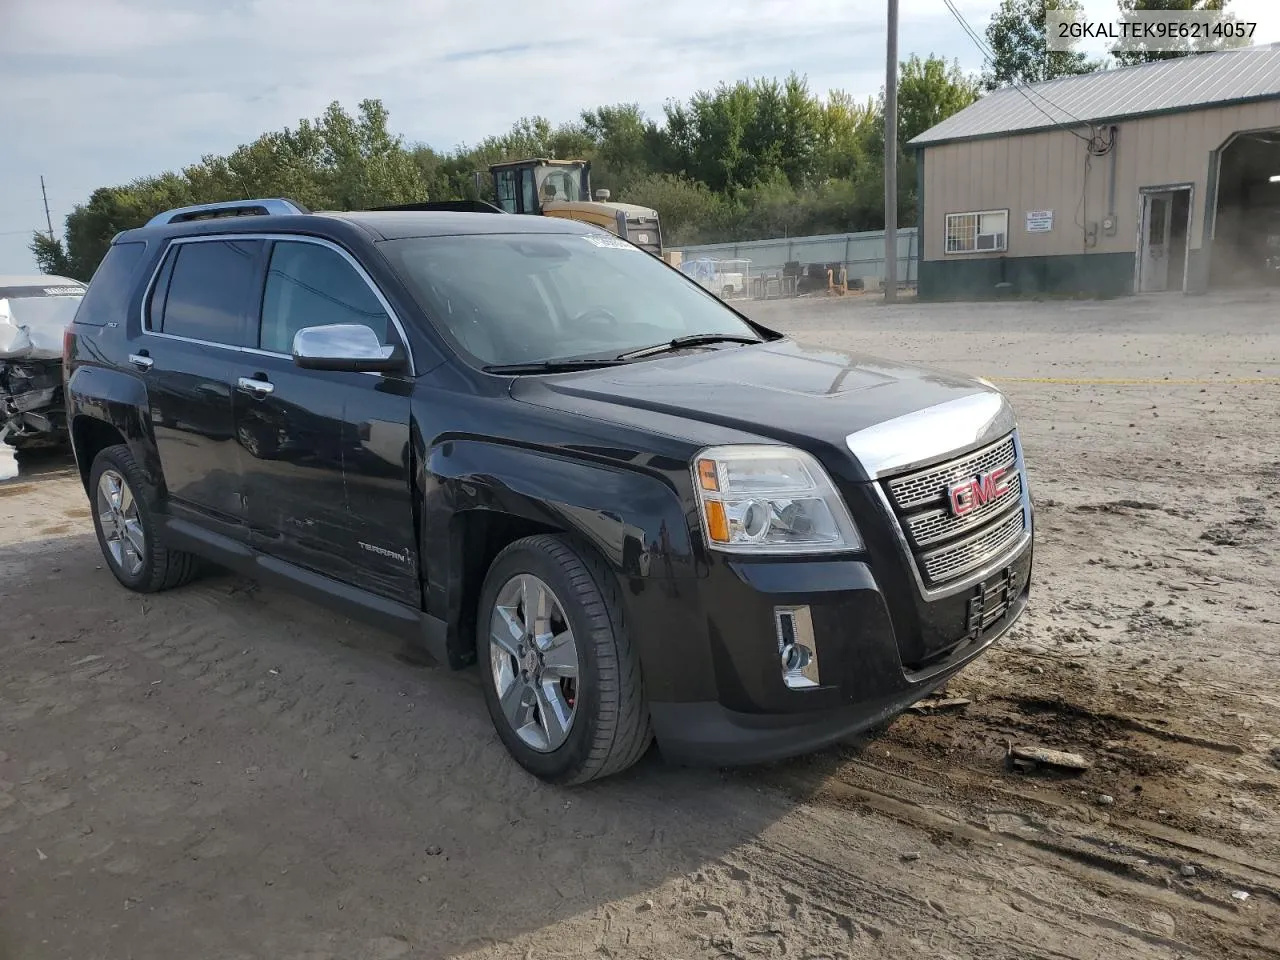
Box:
883;0;899;303
40;176;54;238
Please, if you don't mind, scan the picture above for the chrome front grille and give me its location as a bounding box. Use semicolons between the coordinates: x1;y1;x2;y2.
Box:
887;436;1017;510
920;509;1025;584
881;433;1028;589
902;471;1021;547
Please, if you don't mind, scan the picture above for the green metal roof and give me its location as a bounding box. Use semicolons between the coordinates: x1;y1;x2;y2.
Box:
911;44;1280;147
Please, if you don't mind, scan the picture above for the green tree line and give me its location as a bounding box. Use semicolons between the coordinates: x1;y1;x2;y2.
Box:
35;55;979;280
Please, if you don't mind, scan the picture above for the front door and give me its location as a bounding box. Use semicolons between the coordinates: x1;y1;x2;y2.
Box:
232;237;419;605
1140;192;1174;292
141;237;265;540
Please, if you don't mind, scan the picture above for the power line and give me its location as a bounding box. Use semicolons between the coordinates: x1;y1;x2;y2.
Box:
941;0;1095;143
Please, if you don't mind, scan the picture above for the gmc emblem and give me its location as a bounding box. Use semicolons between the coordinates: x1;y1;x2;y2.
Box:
948;467;1012;517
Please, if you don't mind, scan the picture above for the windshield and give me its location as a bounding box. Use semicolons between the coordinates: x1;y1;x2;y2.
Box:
534;165;584;203
379;233;762;367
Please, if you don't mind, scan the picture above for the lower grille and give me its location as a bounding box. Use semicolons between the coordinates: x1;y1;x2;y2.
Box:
625;218;662;257
969;566;1020;633
881;433;1028;589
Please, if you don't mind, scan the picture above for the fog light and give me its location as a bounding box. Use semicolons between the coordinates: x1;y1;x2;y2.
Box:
774;606;820;690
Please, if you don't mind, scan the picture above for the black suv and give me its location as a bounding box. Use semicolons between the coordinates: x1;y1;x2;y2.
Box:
64;198;1034;784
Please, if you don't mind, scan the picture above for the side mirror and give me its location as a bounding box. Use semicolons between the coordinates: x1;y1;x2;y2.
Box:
291;324;403;373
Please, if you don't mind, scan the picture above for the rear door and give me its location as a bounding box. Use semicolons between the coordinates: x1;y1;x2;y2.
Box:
140;237;264;539
231;237;419;604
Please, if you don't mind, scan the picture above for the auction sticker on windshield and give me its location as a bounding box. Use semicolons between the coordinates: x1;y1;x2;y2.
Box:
582;234;640;250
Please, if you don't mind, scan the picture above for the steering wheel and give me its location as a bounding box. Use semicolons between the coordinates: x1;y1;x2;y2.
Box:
572;307;620;326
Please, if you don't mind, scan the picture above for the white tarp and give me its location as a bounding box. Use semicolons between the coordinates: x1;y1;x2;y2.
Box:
0;294;83;360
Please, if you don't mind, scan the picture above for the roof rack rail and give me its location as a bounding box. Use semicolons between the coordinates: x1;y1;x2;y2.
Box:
368;200;508;214
145;198;309;227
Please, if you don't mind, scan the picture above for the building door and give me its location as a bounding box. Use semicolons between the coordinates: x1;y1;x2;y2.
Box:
1140;193;1173;292
1138;187;1193;293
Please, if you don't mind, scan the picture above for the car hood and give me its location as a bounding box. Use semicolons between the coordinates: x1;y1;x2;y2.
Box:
508;339;1014;481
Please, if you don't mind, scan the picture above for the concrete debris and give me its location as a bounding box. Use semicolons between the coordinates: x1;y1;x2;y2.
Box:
1005;742;1091;774
908;697;971;715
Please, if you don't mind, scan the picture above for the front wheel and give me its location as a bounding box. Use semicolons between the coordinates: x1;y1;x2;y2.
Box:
477;534;652;785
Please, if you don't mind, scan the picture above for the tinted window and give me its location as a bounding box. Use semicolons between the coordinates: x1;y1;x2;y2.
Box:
259;241;393;354
147;249;176;331
72;241;146;327
519;168;537;214
380;233;759;367
494;169;517;214
158;240;262;345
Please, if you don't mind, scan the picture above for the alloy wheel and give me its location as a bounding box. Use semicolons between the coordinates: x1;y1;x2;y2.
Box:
488;573;580;752
96;468;145;577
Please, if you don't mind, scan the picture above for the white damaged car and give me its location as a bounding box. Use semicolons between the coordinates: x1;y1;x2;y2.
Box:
0;274;85;452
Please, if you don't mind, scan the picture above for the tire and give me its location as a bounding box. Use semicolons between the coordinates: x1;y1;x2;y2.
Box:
477;534;652;785
88;444;200;593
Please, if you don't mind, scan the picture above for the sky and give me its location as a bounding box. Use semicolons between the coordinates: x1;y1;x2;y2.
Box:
2;0;1277;272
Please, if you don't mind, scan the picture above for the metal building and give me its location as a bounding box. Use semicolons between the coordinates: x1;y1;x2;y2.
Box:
910;44;1280;299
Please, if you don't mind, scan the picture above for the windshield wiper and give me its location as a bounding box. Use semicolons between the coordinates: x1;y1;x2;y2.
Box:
482;358;629;374
615;334;763;361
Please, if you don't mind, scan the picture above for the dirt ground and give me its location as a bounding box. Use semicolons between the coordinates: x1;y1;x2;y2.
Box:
1;289;1278;960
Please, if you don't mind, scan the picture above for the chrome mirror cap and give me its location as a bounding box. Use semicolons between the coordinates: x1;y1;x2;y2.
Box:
291;324;399;372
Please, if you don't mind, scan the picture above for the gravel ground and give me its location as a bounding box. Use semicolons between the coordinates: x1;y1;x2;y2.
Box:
1;289;1278;960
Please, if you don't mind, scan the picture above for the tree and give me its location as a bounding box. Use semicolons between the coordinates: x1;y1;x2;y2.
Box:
898;55;981;144
54;100;427;277
981;0;1105;90
29;233;77;279
814;90;878;182
580;104;668;195
621;173;731;245
1113;0;1248;65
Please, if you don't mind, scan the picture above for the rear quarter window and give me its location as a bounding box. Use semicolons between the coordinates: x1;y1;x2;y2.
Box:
72;241;148;327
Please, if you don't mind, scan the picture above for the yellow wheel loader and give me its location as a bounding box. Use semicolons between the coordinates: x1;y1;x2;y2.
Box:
487;158;663;258
374;158;664;258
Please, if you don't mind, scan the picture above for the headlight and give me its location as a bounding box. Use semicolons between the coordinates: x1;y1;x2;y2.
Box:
691;445;863;555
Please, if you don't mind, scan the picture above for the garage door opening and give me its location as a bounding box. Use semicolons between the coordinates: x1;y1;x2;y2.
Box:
1137;187;1192;293
1209;127;1280;289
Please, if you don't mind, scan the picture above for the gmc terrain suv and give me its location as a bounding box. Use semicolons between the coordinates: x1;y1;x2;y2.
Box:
64;198;1034;785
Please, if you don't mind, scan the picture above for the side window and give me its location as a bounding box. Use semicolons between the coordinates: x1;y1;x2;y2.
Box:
259;240;395;355
154;239;262;345
494;169;517;213
147;249;176;331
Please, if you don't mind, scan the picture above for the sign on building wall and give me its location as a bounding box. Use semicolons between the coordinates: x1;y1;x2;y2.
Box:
1025;210;1054;233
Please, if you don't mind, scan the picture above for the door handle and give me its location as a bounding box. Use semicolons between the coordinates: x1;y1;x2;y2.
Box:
237;376;275;397
128;353;153;371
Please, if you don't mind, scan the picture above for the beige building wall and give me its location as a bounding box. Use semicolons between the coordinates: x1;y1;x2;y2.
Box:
920;100;1280;263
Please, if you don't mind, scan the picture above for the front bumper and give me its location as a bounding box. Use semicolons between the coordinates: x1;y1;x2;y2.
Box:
638;539;1032;769
650;586;1026;766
